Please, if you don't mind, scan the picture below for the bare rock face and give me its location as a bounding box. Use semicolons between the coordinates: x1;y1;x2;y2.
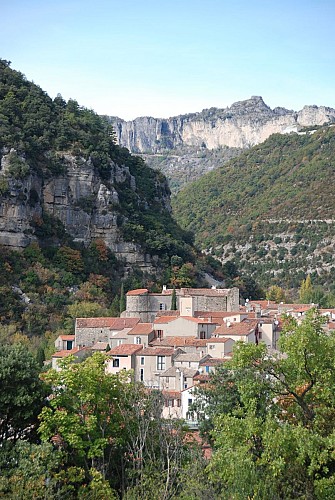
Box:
111;97;335;153
0;152;159;273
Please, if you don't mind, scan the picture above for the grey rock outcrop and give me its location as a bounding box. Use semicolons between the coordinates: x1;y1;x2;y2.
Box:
110;97;335;153
0;152;161;273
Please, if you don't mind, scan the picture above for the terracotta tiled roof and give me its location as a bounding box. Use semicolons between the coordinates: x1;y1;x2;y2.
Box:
127;323;154;335
76;317;117;328
194;311;242;318
206;337;231;343
136;347;175;356
150;337;207;347
162;390;181;399
126;288;148;296
110;318;140;329
249;300;278;308
107;344;143;355
154;316;177;324
91;342;109;350
59;335;75;341
214;319;258;336
76;317;140;329
52;347;81;358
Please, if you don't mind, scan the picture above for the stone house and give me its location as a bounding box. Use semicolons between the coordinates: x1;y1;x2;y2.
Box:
123;286;240;322
205;337;235;358
159;366;199;392
105;344;143;375
161;390;182;420
126;323;155;347
54;334;75;351
134;347;179;388
213;319;259;343
153;316;218;340
150;336;208;355
51;346;89;371
75;317;140;347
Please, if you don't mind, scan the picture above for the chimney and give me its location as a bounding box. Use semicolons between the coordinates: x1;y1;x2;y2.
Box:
162;285;167;292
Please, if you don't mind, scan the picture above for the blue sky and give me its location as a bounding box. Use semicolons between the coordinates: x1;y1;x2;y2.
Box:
2;0;334;120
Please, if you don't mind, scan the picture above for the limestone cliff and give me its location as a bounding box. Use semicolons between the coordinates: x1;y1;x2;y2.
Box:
0;150;171;272
110;97;335;153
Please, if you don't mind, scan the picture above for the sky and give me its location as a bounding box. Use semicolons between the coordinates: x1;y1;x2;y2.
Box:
1;0;334;120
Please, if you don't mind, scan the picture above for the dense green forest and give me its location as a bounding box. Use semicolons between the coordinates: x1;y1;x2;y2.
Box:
1;311;335;498
172;126;335;290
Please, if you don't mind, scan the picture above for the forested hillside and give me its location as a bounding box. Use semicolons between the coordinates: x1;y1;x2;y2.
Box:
173;126;335;290
0;59;200;354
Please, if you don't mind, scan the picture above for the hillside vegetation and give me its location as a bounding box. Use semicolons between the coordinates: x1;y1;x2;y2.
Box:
0;60;203;353
173;126;335;290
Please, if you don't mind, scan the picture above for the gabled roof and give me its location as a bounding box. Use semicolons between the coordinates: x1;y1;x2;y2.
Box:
58;335;75;341
76;317;117;328
110;318;140;329
214;319;258;336
52;347;81;358
126;288;148;296
199;357;229;366
91;342;109;351
162;390;181;399
154;316;177;324
107;344;143;356
127;323;154;335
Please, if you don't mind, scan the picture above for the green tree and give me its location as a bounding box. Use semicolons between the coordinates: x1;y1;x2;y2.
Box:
266;284;287;303
299;273;313;303
0;344;46;442
119;282;126;314
39;353;126;493
208;310;335;497
171;286;177;310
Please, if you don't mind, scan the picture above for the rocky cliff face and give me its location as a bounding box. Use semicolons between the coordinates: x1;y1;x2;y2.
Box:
111;97;335;152
0;150;168;272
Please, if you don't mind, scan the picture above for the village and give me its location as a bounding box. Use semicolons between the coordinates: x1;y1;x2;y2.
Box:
51;285;335;428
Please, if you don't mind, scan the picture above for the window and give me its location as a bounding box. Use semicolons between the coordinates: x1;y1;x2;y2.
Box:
199;331;206;339
209;344;215;349
157;356;166;370
140;356;145;365
135;337;141;344
117;339;123;346
140;368;144;382
159;303;166;311
112;358;119;368
177;399;181;407
156;330;163;339
168;399;174;407
184;383;188;389
188;398;193;406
